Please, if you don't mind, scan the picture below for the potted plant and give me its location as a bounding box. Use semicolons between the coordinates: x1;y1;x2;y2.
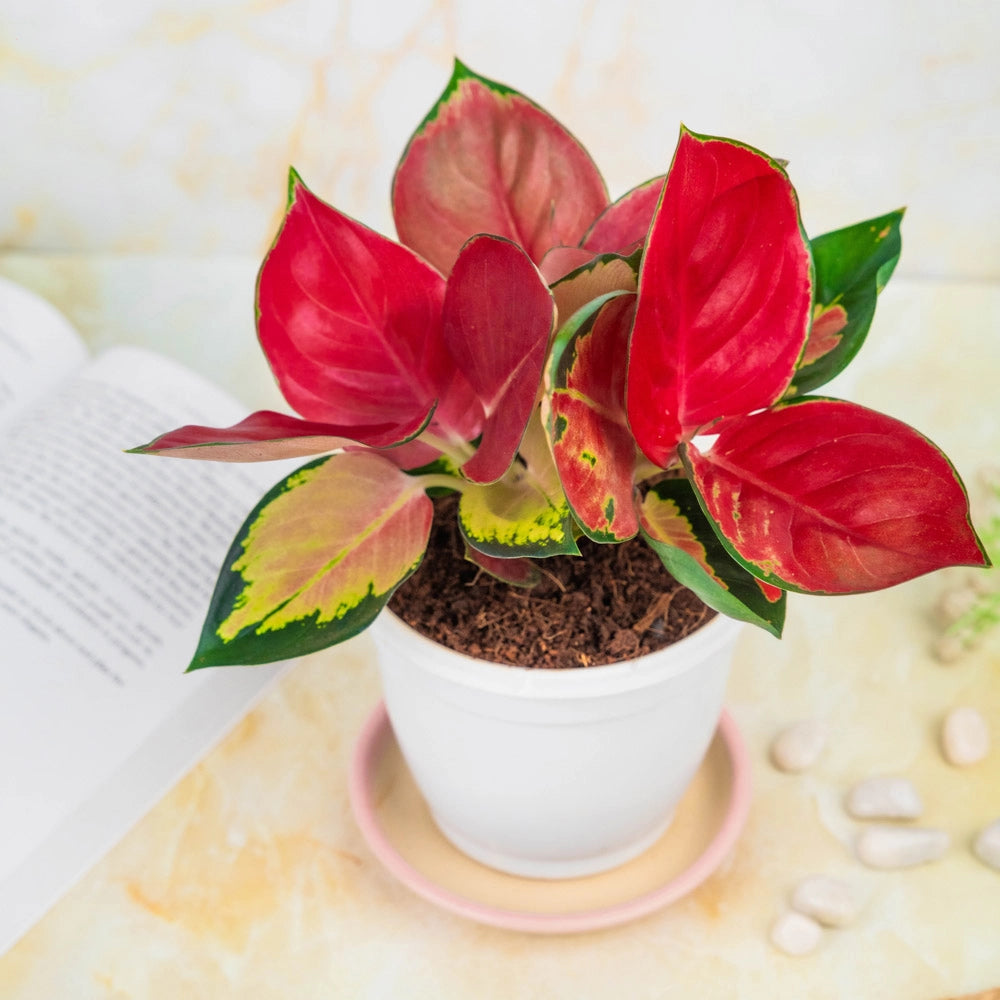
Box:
133;60;988;878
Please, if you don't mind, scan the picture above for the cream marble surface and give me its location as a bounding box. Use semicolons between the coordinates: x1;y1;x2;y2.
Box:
2;0;1000;280
0;254;998;998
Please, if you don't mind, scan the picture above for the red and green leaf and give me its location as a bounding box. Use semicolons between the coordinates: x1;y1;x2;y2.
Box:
544;293;640;542
539;246;599;285
627;128;813;466
790;209;905;395
190;451;432;668
459;407;579;558
129;409;429;461
464;543;541;588
582;175;664;255
681;397;989;594
640;478;785;636
549;248;641;329
442;235;555;484
392;59;609;276
258;172;466;446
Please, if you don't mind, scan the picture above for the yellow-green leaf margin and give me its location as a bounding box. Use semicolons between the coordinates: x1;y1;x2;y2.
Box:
639;478;785;636
190;452;432;668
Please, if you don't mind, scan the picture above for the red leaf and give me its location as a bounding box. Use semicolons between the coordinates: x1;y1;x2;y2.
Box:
257;175;456;445
392;61;608;276
545;295;639;541
539;246;598;285
130;410;429;460
756;579;784;603
683;398;989;594
443;235;555;483
627;130;813;466
464;544;541;588
582;175;664;255
801;303;848;368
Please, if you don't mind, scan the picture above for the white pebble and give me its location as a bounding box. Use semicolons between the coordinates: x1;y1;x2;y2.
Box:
846;776;924;820
973;819;1000;872
941;706;991;766
790;875;858;928
770;719;829;773
769;911;823;956
855;826;950;869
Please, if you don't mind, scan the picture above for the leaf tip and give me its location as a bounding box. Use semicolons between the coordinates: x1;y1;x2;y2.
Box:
286;166;307;206
762;617;784;639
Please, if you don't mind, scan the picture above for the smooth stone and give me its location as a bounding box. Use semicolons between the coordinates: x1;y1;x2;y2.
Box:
770;720;829;773
941;706;991;767
973;818;1000;871
855;826;949;869
790;875;858;928
769;911;823;956
846;776;923;820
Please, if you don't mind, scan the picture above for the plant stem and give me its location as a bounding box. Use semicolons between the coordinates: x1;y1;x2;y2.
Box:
634;459;665;482
419;432;475;466
415;473;468;494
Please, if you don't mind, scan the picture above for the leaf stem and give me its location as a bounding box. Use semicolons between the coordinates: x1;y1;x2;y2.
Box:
419;431;475;467
415;473;468;494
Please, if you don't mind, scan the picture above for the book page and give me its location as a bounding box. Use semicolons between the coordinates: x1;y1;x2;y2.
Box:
0;276;88;428
0;345;300;952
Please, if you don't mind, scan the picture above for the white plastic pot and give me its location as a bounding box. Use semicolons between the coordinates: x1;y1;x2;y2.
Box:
371;608;742;879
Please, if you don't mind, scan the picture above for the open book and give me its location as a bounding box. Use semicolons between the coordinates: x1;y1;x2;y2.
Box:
0;276;296;954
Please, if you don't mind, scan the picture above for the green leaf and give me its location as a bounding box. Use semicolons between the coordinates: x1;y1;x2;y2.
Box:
190;452;432;668
790;209;904;395
639;478;785;636
459;407;579;558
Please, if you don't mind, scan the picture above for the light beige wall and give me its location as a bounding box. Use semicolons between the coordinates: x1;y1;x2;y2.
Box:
2;0;997;278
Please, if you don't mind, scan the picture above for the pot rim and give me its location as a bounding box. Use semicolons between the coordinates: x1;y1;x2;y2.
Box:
374;607;743;700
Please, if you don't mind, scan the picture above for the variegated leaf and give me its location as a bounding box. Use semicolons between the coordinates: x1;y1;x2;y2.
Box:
790;209;905;395
544;294;639;542
464;543;542;588
640;478;785;636
191;451;432;667
539;246;600;285
549;248;641;329
627;128;813;466
459;407;579;558
443;235;555;484
392;60;609;275
130;409;427;460
681;397;989;594
582;175;665;255
258;172;481;448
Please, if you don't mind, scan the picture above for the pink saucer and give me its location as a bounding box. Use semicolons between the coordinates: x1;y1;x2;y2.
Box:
349;702;751;934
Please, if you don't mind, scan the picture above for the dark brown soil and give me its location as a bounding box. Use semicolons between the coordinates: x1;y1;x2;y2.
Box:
388;496;715;669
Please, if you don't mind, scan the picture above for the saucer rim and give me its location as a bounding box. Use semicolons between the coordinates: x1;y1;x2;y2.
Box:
348;701;751;934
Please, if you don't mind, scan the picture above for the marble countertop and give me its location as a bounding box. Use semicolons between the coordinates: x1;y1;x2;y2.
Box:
0;253;998;999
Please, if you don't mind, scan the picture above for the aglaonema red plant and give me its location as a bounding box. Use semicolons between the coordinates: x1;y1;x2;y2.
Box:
132;59;989;669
